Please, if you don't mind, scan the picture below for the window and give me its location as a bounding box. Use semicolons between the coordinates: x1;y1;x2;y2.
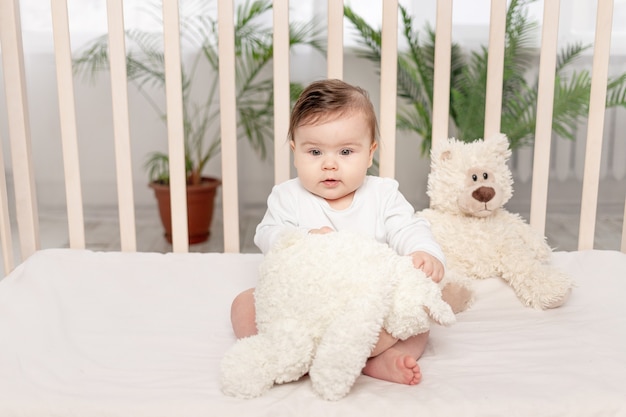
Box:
13;0;626;54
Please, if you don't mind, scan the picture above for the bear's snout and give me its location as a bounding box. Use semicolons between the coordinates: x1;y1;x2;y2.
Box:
472;186;495;203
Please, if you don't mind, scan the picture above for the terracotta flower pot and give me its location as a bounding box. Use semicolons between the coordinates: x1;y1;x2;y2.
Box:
149;177;221;244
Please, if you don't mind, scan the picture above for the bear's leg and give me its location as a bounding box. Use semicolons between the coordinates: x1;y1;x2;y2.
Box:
270;320;316;384
441;282;473;313
220;333;281;398
309;305;383;400
501;262;573;309
220;319;316;398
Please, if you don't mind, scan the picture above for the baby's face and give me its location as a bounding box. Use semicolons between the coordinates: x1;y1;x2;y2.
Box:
290;111;376;210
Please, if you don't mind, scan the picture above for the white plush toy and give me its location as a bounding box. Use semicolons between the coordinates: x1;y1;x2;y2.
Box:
220;231;456;401
418;134;573;312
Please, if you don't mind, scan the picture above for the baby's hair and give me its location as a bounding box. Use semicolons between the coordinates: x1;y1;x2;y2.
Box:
288;79;379;144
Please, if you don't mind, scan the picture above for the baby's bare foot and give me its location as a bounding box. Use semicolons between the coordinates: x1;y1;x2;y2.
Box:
362;348;422;385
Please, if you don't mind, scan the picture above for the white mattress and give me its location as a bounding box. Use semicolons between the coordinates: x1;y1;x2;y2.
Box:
0;248;625;417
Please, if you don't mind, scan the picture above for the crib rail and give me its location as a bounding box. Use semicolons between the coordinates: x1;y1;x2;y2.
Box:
1;0;625;276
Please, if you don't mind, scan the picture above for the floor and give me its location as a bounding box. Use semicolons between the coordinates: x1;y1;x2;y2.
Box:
40;203;625;252
34;204;266;254
2;203;624;275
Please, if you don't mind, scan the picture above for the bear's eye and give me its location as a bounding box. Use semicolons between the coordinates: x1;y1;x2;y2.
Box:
483;172;488;180
472;174;478;181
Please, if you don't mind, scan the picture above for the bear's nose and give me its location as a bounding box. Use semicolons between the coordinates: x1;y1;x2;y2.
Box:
472;186;495;203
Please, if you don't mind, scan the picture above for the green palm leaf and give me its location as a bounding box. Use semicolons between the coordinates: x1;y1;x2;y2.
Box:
73;0;324;184
345;0;626;155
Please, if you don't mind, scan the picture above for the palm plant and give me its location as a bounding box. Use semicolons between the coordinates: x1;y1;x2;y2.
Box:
345;0;626;155
73;0;324;185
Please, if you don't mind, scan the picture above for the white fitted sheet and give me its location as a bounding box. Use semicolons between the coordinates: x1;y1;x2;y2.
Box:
1;248;625;417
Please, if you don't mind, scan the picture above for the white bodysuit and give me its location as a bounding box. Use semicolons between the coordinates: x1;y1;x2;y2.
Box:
254;176;445;264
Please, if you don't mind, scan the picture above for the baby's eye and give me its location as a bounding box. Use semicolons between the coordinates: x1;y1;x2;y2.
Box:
309;149;321;156
340;149;352;156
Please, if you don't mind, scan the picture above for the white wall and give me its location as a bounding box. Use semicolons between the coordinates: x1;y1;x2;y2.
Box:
0;46;433;212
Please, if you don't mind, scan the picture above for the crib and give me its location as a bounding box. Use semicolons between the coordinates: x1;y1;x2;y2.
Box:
1;0;625;416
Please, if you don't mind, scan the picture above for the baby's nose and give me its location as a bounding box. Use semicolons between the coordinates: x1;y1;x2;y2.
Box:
322;156;338;170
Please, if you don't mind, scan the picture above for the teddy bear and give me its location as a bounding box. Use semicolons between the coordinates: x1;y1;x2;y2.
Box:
417;133;573;312
220;230;456;401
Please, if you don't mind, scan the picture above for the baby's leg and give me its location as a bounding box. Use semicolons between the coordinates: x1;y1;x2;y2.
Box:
362;331;429;385
370;329;397;357
230;288;257;338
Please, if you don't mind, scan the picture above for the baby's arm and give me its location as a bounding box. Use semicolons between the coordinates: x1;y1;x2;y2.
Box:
379;179;445;281
254;185;302;253
410;251;445;283
308;226;334;235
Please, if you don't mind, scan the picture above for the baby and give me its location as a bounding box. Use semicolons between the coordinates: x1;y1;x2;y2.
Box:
231;79;445;385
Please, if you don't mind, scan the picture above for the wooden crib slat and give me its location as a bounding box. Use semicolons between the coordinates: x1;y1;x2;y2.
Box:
622;197;626;253
529;0;561;236
105;0;137;252
50;0;86;250
431;0;453;149
273;0;291;185
2;0;625;266
218;0;240;253
578;0;614;251
0;137;14;275
483;0;507;139
378;0;398;179
327;0;344;80
0;0;40;260
162;0;189;253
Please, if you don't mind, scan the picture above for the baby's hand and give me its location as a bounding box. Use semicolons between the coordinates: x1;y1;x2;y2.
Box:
410;251;444;283
308;226;334;235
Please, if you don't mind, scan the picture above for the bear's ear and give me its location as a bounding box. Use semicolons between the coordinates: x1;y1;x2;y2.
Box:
485;133;511;159
440;150;452;161
431;137;455;162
